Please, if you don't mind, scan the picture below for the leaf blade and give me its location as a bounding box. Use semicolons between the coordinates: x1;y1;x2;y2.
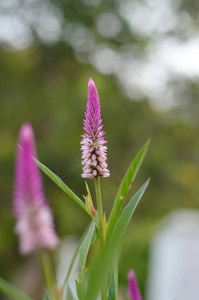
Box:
0;277;33;300
43;292;50;300
107;139;150;240
108;252;118;300
63;221;98;287
85;179;150;300
79;220;97;268
76;221;98;300
35;159;87;213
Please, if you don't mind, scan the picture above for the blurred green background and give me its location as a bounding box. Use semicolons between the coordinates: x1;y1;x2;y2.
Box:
1;0;199;298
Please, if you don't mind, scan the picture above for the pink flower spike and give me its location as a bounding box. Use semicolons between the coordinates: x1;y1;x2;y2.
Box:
81;78;110;178
13;123;59;255
128;270;142;300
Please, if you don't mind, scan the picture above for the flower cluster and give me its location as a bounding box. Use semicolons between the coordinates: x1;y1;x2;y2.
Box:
81;78;110;178
13;123;59;255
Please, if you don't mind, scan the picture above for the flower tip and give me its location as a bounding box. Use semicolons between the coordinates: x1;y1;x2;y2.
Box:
19;123;34;141
88;77;94;84
128;269;142;300
128;269;136;280
88;77;96;89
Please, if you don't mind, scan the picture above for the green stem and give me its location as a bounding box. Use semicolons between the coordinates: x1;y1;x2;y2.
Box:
39;251;60;300
94;176;104;248
94;176;107;300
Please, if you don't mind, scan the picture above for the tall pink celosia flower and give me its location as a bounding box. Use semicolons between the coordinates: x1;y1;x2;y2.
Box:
81;78;110;178
128;270;142;300
13;123;59;255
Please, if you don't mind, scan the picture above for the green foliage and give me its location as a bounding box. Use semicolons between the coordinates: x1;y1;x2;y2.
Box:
62;221;98;289
79;221;98;268
107;139;150;240
35;158;87;213
85;179;150;300
76;221;98;299
108;253;118;300
75;271;86;300
43;292;50;300
0;277;33;300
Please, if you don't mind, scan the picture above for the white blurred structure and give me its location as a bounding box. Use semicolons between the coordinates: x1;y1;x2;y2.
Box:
147;210;199;300
56;236;79;299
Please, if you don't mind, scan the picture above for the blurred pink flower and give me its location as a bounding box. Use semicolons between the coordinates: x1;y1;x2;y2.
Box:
81;78;110;178
128;269;142;300
13;123;59;255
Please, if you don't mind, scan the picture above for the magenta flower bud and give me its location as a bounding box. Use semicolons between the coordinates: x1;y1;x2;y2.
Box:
128;270;142;300
13;123;59;255
81;78;110;178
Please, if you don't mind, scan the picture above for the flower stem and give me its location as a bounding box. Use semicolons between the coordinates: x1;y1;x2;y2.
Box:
94;176;104;248
94;176;107;300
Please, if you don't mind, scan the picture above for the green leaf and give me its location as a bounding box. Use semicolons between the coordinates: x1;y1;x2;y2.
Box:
108;252;118;300
0;277;33;300
62;221;98;288
43;292;50;300
107;139;150;240
76;269;87;300
84;182;97;219
66;285;76;300
35;159;87;213
76;221;98;300
79;220;97;268
85;179;150;300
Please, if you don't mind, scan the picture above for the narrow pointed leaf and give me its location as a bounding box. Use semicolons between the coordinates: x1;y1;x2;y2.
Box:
85;182;97;219
43;292;50;300
76;270;87;300
63;221;98;287
108;252;118;300
107;139;150;240
76;221;98;300
85;179;150;300
35;159;87;213
0;277;33;300
79;220;97;268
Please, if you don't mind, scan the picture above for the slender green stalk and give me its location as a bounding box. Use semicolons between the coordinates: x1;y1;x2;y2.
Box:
94;176;107;300
94;176;104;247
39;251;60;300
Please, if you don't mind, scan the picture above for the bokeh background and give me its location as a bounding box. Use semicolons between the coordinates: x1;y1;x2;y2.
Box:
1;0;199;298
